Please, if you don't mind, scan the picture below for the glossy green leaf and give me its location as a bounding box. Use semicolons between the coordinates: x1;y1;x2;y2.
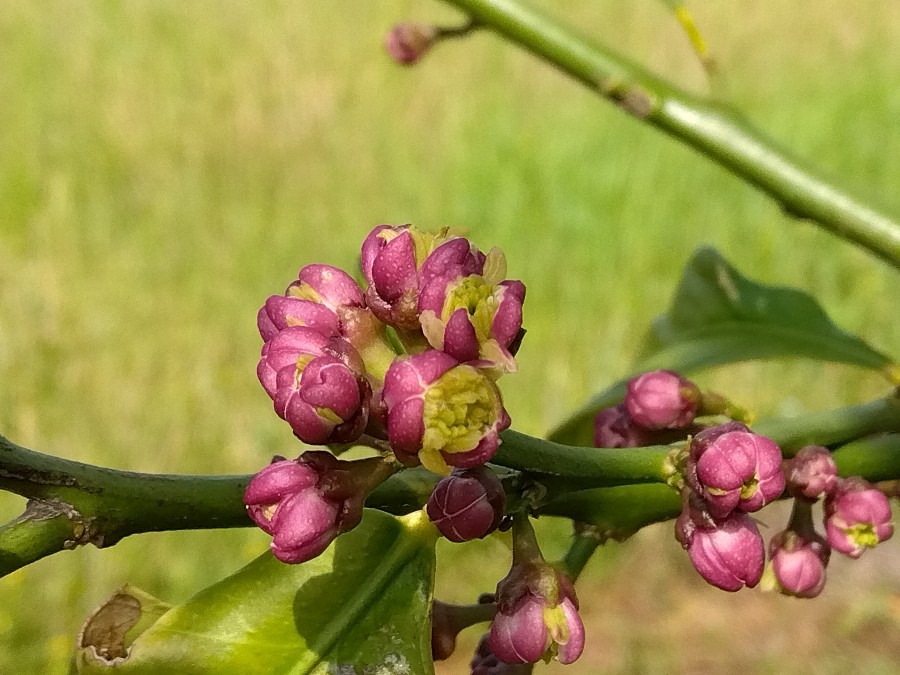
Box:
76;509;438;674
550;246;898;446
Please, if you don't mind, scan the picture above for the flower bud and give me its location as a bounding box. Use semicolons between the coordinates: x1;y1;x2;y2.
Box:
244;456;340;564
625;369;700;429
683;512;765;591
824;477;893;558
489;569;584;666
593;404;657;448
418;248;525;374
382;350;510;473
426;466;506;542
257;327;370;444
384;23;436;65
361;225;484;331
244;452;391;564
687;425;785;518
768;529;830;598
786;445;838;501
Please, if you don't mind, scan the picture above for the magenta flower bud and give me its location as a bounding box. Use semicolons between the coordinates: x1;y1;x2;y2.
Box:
688;425;785;518
243;457;340;564
257;327;370;444
418;248;525;374
384;23;436;65
685;512;765;591
244;452;390;564
382;350;510;474
287;264;365;313
824;478;894;558
787;445;838;501
593;404;656;448
769;530;830;598
489;579;584;665
625;369;700;430
426;466;506;542
361;225;486;331
257;295;340;342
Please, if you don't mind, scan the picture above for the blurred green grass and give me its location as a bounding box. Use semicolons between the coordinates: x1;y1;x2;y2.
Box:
0;0;898;672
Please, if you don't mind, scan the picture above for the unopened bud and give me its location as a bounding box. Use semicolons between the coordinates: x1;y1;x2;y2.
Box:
787;445;838;501
385;23;437;66
426;466;506;542
625;369;700;429
684;512;765;591
769;529;830;598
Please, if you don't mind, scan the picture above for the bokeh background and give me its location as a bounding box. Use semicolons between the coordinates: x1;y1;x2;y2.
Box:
1;1;899;672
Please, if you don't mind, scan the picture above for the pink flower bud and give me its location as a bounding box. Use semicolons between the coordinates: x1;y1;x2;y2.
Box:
426;467;506;542
361;225;485;331
769;530;830;598
418;258;526;374
382;350;510;473
489;581;584;666
687;425;785;518
684;512;765;591
244;452;382;564
257;327;370;445
625;369;700;429
787;445;838;501
257;295;340;342
824;477;893;558
244;457;340;564
384;23;436;65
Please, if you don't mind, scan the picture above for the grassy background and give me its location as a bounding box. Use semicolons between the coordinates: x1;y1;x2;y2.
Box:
1;0;898;671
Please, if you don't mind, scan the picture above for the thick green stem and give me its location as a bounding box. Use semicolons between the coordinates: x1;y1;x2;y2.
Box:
560;525;602;581
831;433;900;483
437;0;900;267
753;396;900;455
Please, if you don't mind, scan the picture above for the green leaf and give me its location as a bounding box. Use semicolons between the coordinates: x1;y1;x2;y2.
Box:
76;509;438;675
549;246;898;446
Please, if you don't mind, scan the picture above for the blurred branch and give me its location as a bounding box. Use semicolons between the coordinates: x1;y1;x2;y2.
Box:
436;0;900;268
1;394;897;576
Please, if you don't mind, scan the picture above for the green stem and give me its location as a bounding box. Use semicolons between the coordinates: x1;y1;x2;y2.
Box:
495;430;672;485
753;396;900;455
831;433;900;482
437;0;900;267
560;525;602;581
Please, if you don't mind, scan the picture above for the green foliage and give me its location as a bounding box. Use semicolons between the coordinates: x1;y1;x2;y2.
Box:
550;247;897;445
76;510;437;674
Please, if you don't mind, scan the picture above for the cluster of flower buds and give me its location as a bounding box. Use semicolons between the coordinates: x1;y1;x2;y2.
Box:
248;225;522;560
593;369;747;448
676;422;786;591
763;446;894;598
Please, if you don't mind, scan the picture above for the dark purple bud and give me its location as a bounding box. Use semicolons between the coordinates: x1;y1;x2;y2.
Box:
787;445;838;501
769;529;830;598
257;327;370;445
426;467;506;542
593;404;656;448
384;23;437;65
689;425;785;518
688;421;750;460
382;351;510;474
625;369;700;430
685;512;765;591
824;477;893;558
